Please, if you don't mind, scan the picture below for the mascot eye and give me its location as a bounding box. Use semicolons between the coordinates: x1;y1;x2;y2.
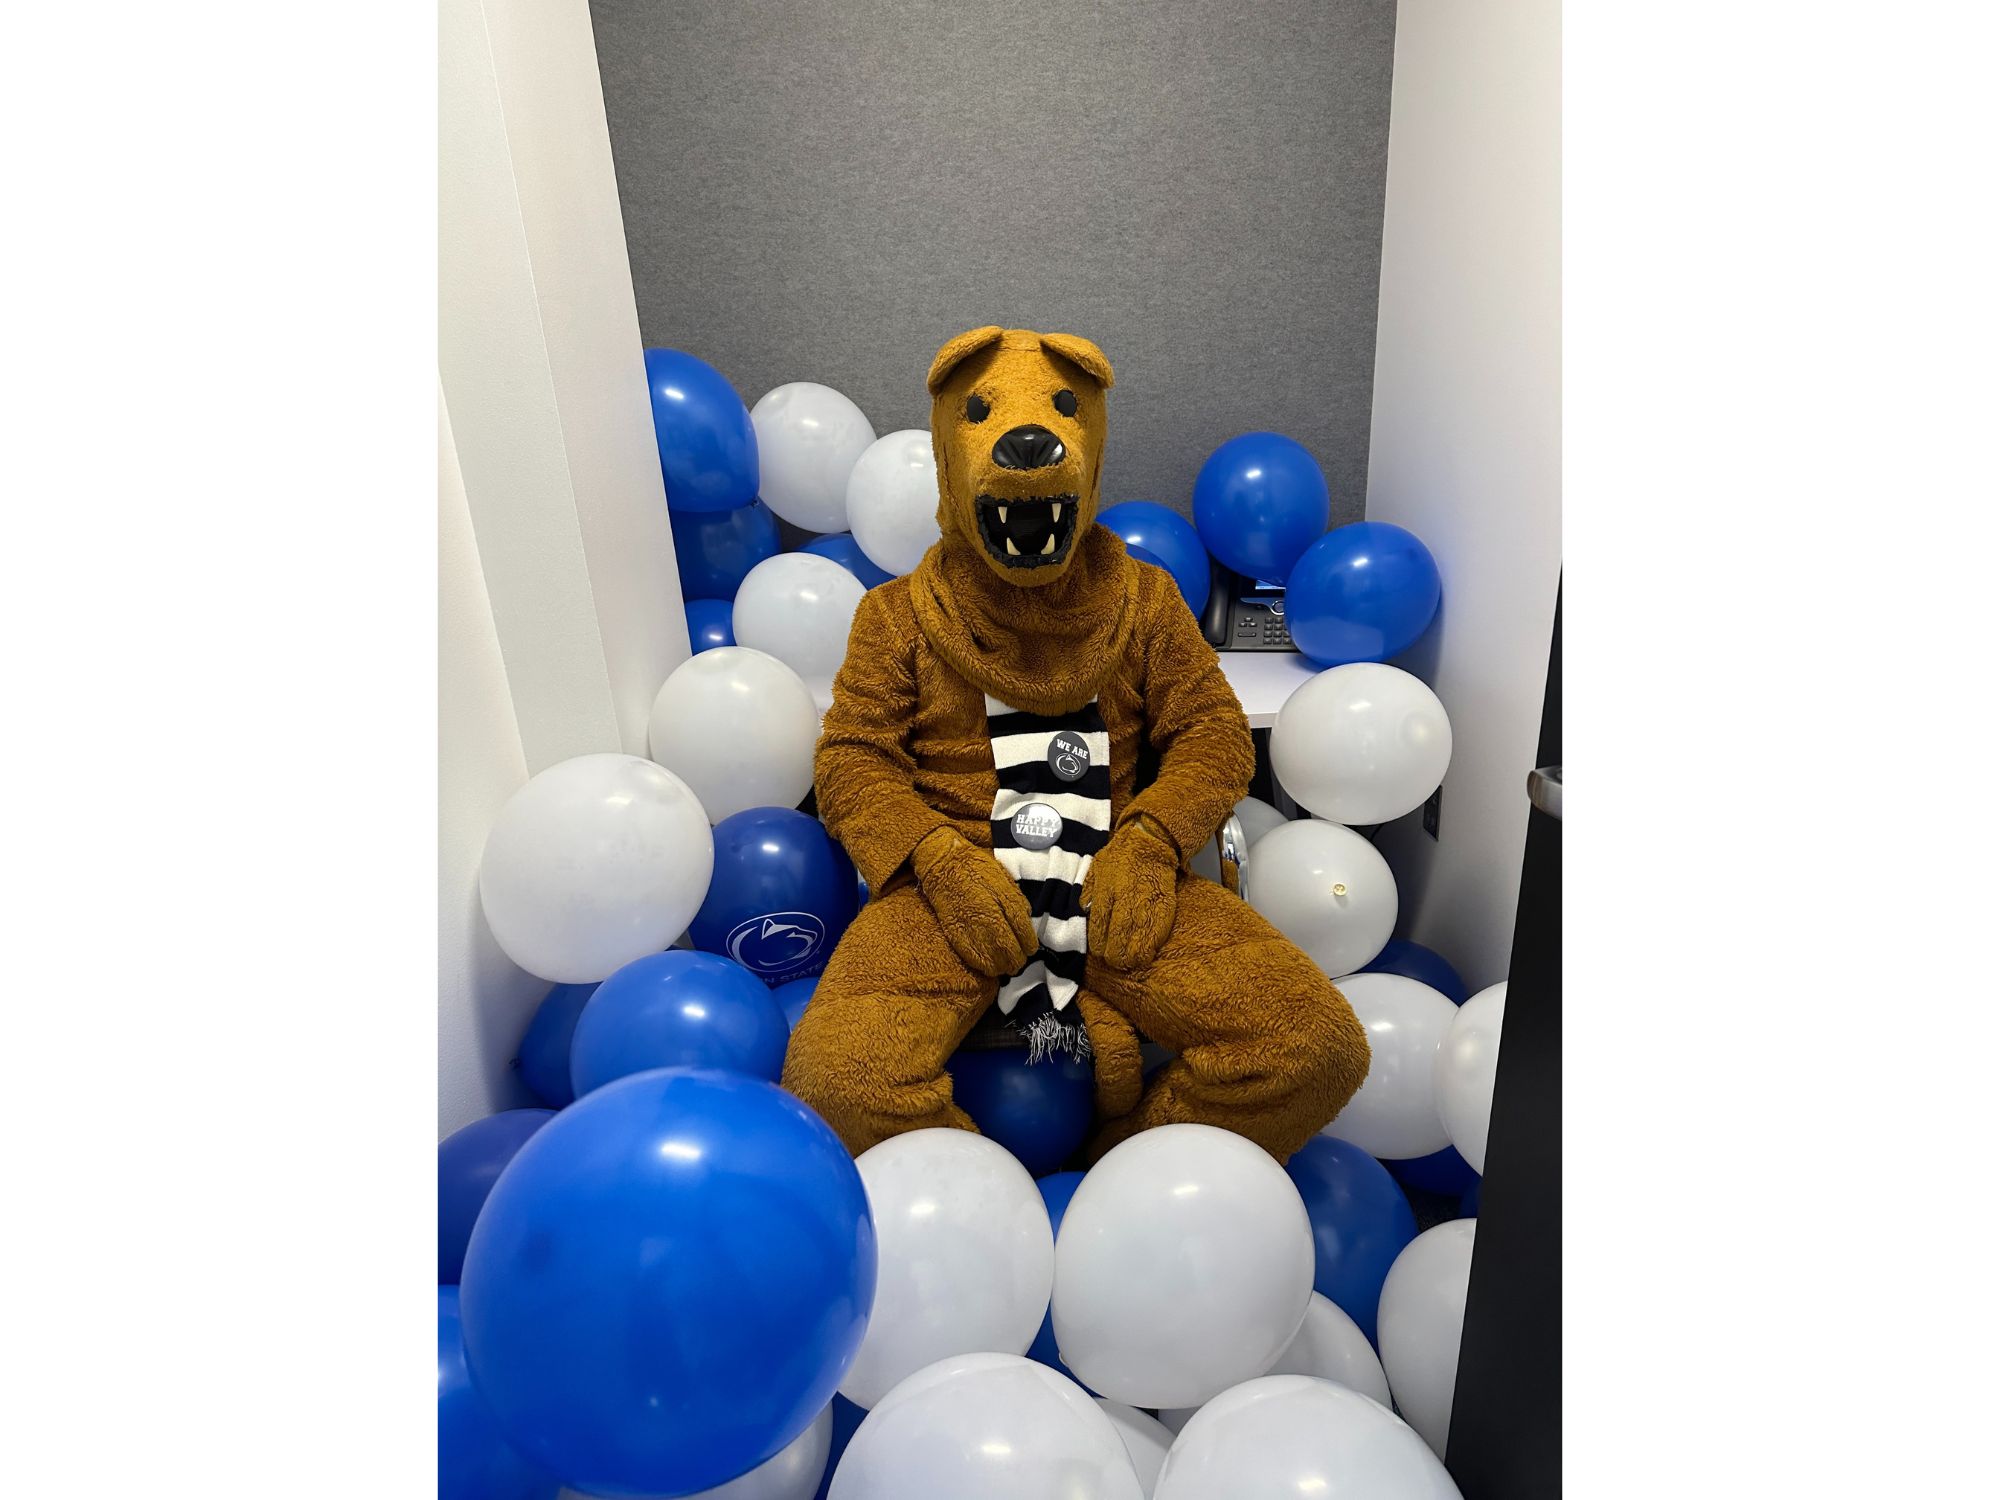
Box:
1052;389;1079;418
964;394;991;423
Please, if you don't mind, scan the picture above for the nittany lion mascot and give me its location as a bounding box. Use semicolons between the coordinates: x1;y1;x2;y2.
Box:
783;327;1369;1163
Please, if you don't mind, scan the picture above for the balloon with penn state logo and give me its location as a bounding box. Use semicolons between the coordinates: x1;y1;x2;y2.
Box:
691;807;860;987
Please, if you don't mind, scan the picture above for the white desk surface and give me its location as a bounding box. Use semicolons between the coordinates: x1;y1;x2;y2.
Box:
1217;649;1318;729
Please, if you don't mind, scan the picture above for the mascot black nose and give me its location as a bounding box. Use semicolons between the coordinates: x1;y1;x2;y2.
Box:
992;424;1066;470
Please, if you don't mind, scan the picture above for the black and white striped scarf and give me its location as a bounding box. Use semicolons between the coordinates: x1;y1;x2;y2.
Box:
985;695;1110;1061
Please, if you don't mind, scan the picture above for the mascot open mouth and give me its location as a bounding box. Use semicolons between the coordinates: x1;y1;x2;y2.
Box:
976;494;1079;569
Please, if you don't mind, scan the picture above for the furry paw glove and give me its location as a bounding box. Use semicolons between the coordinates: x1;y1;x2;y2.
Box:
912;826;1039;977
1084;813;1180;970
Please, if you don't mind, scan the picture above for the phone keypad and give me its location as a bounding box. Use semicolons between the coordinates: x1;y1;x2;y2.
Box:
1232;608;1294;650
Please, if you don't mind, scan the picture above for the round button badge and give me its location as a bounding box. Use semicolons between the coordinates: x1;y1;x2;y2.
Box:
1048;732;1091;783
1010;802;1064;851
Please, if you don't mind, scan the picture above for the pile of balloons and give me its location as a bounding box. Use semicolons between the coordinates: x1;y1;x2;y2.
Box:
1212;659;1491;1210
454;727;1507;1497
1189;431;1444;668
654;348;1445;708
441;1094;1500;1500
1160;430;1483;1218
645;349;944;710
439;359;1518;1498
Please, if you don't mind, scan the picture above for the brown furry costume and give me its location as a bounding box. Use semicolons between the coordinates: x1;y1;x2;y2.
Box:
782;327;1369;1162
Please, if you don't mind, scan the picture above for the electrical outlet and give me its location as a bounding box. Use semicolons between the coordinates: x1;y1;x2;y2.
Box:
1422;785;1442;840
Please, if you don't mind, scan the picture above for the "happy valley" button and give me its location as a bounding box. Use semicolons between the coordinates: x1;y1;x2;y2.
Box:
1009;802;1064;851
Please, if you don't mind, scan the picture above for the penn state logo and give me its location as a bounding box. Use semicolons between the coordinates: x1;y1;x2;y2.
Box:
725;911;829;979
1048;731;1091;782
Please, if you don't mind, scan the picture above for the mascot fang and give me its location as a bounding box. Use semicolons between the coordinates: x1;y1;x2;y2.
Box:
782;327;1370;1163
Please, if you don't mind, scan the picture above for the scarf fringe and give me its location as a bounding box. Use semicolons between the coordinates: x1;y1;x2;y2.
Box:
1021;1008;1094;1065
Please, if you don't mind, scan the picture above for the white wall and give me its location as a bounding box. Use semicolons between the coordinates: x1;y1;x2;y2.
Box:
439;391;545;1134
1366;0;1561;989
438;0;686;1135
439;0;686;772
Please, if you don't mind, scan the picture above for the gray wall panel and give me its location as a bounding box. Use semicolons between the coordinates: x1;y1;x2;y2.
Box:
591;0;1395;524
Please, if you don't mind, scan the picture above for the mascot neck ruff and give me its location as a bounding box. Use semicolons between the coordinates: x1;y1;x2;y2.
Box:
784;327;1371;1165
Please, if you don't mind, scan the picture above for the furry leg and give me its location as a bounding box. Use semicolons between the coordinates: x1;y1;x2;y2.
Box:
1072;987;1143;1120
782;884;997;1156
1081;874;1371;1163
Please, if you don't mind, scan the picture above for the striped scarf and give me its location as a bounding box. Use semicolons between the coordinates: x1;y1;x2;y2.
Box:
985;694;1109;1061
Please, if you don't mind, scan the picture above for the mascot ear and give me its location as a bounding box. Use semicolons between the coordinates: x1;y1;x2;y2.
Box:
927;326;1006;395
1039;332;1114;391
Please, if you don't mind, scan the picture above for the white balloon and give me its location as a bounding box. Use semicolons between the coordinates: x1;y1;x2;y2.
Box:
1154;1375;1462;1500
1052;1123;1314;1408
1189;795;1289;884
751;382;877;532
1154;1291;1390;1431
647;647;820;824
732;553;866;709
1243;820;1397;977
841;1130;1054;1408
830;1353;1141;1500
1378;1220;1477;1459
1154;1402;1198;1436
1094;1399;1174;1497
1269;1291;1393;1404
559;1403;831;1500
845;428;941;575
1436;981;1507;1174
1271;663;1453;825
1237;796;1292;849
1320;973;1458;1160
478;754;713;983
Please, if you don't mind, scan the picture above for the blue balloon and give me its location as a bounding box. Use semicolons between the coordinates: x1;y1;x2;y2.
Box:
1384;1145;1480;1197
439;1286;559;1500
644;347;759;513
672;500;781;601
1285;521;1441;666
856;871;871;908
1285;1135;1419;1345
517;983;595;1108
1096;500;1210;612
1026;1172;1088;1386
1361;939;1470;1005
460;1069;876;1499
947;1048;1094;1177
439;1109;555;1284
686;597;736;653
1192;433;1330;581
812;1396;867;1500
1459;1177;1482;1218
691;808;860;987
775;976;818;1032
569;950;790;1098
801;532;895;589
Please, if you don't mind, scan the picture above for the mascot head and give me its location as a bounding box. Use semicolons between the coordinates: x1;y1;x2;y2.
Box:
927;326;1113;588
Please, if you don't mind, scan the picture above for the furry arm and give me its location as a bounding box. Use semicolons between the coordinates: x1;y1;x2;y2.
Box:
911;826;1039;977
1119;575;1258;860
1082;812;1181;969
813;587;957;893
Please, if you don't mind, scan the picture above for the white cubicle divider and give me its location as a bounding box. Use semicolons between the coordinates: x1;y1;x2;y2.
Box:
438;0;689;1132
